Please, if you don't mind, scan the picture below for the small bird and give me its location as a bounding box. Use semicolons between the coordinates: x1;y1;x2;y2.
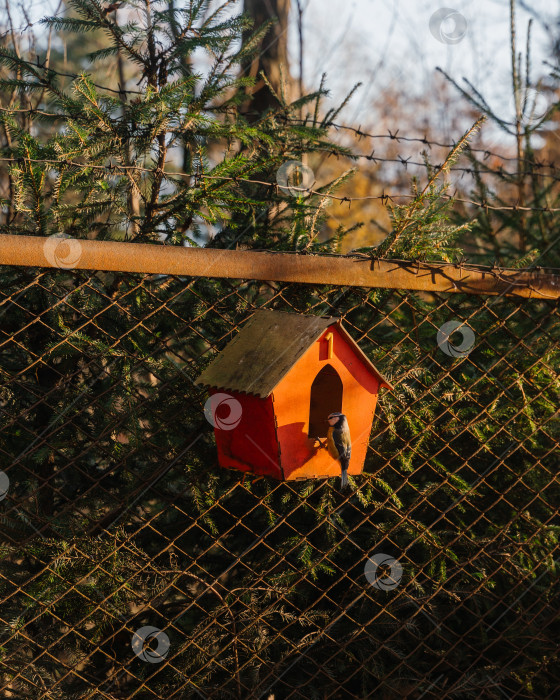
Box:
326;412;351;489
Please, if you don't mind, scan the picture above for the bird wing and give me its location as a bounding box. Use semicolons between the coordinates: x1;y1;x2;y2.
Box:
326;427;340;460
330;427;351;460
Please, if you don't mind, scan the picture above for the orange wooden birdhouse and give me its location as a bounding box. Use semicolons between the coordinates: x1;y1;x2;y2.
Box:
195;309;392;481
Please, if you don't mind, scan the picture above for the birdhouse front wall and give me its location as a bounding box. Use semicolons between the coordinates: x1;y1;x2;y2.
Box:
271;325;381;480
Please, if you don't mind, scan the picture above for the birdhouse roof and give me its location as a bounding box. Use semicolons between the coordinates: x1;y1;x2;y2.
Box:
195;309;393;398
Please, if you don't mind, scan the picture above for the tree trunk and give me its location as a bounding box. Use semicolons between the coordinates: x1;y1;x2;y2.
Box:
241;0;293;117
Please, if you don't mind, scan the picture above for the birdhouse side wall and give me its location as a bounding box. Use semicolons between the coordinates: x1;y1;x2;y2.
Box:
210;390;282;478
272;325;381;480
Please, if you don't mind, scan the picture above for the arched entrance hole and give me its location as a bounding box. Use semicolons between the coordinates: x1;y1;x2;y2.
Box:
308;364;343;438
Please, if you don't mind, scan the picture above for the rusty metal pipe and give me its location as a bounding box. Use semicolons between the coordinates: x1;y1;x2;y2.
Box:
1;234;559;298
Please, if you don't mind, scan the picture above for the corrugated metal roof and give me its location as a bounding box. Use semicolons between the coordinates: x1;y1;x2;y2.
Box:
195;309;392;397
195;310;335;398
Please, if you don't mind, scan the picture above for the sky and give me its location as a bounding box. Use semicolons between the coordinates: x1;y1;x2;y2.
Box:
292;0;556;131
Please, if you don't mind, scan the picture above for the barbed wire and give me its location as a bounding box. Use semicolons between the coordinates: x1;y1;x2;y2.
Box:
1;59;555;173
2;144;559;183
331;149;560;185
1;61;558;175
281;116;558;166
1;154;560;213
1;98;556;173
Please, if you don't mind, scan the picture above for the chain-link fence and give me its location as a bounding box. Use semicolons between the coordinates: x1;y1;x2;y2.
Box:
1;262;559;699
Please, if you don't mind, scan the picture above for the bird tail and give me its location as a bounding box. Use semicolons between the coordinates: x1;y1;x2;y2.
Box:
340;455;350;488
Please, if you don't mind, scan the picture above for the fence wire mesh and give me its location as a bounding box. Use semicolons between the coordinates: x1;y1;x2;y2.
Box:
0;264;559;699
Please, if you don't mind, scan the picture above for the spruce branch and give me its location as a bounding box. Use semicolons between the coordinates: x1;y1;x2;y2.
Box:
374;117;484;260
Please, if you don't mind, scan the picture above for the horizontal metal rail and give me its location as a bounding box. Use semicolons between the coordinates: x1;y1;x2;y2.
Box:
1;233;559;298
